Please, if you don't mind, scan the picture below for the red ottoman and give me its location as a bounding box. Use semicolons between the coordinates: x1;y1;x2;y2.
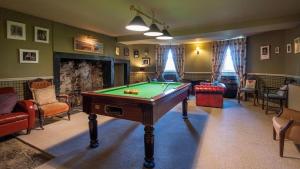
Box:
195;84;225;108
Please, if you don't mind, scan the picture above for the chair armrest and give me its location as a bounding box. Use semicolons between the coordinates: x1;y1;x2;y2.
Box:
57;94;70;103
15;100;36;128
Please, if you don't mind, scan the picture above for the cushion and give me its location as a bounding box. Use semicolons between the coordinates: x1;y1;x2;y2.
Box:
245;80;256;89
0;93;17;115
40;102;69;117
277;85;288;96
32;85;58;106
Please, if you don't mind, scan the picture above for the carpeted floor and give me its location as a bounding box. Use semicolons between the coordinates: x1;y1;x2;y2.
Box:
13;98;300;169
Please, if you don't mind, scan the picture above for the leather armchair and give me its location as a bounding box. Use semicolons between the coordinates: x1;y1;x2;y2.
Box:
195;83;225;108
0;87;35;137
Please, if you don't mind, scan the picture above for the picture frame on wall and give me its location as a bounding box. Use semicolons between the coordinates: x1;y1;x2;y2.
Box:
7;20;26;40
124;47;129;56
74;35;104;54
287;43;292;53
142;57;150;65
294;37;300;54
34;26;49;43
116;47;120;56
275;46;280;54
133;49;139;58
19;49;39;63
260;45;270;60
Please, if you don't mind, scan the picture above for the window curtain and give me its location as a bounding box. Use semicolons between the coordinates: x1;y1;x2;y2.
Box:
155;45;169;77
212;41;228;81
170;45;185;79
228;38;247;85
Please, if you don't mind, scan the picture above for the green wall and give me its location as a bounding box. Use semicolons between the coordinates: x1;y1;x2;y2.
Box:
0;8;116;78
184;43;212;72
247;26;300;76
284;25;300;76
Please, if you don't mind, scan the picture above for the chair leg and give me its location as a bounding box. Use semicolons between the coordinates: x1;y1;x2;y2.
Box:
262;97;265;110
265;97;269;114
238;91;241;104
67;111;71;121
39;111;44;130
273;127;276;140
253;93;256;106
27;129;31;134
279;131;285;157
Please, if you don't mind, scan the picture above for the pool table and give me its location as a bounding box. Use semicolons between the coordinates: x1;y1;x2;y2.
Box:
81;81;190;168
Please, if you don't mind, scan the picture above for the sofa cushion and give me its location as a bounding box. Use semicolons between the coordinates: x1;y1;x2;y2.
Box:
32;85;58;106
0;93;18;115
0;112;28;125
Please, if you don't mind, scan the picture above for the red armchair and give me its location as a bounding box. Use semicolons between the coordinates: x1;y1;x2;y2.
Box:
195;84;225;108
0;87;35;137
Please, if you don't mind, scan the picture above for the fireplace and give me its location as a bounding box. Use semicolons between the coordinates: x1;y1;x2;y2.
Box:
53;52;114;105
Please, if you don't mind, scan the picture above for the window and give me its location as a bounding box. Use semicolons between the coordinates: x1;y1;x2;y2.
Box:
221;47;236;74
164;49;176;72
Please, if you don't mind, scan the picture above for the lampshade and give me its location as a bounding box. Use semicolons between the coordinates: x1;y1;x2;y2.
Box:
126;15;149;31
144;23;163;36
156;29;173;40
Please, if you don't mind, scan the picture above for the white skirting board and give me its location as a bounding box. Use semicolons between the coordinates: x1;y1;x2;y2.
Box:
288;84;300;111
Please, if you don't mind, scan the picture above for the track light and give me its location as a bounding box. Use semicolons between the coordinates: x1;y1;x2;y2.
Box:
126;15;149;32
156;29;173;40
144;23;163;36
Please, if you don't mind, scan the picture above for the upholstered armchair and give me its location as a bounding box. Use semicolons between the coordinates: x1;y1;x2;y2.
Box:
273;108;300;157
28;78;70;129
262;85;288;114
0;87;35;136
237;75;259;105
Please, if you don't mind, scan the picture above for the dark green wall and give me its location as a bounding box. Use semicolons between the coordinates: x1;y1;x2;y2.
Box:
0;8;116;78
247;30;286;74
247;26;300;76
284;25;300;76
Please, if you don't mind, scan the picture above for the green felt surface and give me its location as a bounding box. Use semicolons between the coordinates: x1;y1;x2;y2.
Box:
95;82;183;99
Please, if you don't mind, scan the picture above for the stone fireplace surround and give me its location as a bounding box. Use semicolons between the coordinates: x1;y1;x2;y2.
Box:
53;52;114;97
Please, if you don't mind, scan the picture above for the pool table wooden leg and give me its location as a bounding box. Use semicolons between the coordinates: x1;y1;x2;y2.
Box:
182;97;188;119
88;113;99;148
144;125;155;168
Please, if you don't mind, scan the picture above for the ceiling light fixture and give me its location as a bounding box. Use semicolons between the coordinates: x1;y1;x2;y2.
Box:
126;5;172;39
126;15;149;32
156;28;173;40
144;23;163;36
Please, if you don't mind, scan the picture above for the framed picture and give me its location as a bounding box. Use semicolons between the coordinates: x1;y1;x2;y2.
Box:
34;26;49;43
19;49;39;63
287;43;292;53
142;58;150;65
116;47;120;56
124;47;129;56
275;46;280;54
7;20;26;40
74;35;104;54
294;37;300;54
133;49;139;58
260;45;270;60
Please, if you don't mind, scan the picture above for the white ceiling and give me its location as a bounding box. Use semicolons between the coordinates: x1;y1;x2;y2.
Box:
1;0;300;44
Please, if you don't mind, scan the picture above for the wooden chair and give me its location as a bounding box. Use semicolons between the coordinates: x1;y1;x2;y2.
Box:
237;74;259;105
273;108;300;157
28;78;71;129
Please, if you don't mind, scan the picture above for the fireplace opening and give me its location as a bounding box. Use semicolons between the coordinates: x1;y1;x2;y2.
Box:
54;52;114;106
